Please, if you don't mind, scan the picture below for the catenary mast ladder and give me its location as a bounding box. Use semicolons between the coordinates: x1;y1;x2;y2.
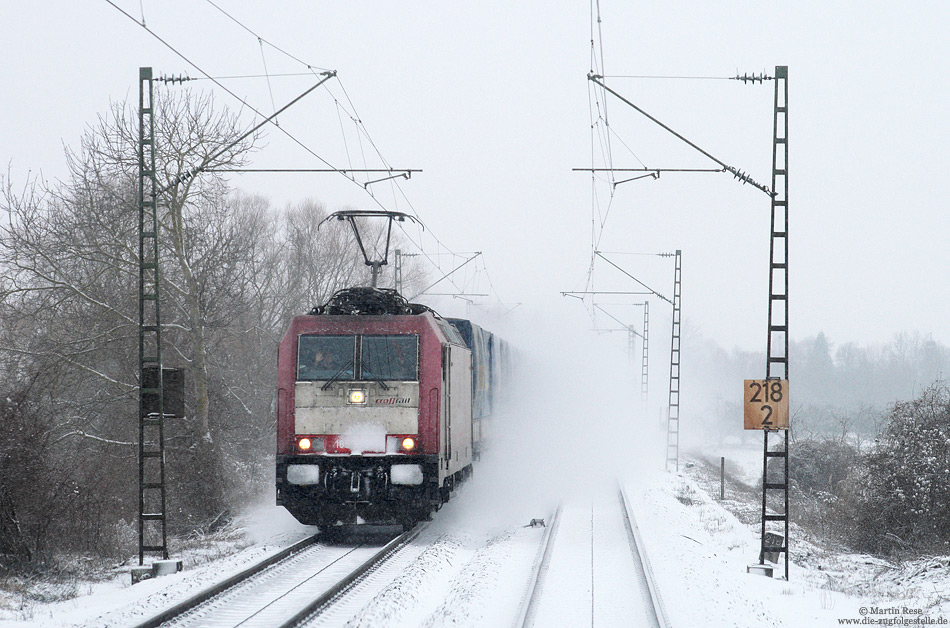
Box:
760;65;790;579
394;249;403;293
641;301;649;411
665;251;682;472
138;67;169;564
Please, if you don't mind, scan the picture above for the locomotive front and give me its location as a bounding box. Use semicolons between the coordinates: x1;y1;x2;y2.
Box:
275;303;471;528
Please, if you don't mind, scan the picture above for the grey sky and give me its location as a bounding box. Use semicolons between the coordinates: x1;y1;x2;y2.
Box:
2;1;947;351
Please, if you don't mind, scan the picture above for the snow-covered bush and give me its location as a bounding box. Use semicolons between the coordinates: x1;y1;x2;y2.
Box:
855;383;950;554
0;378;135;571
766;437;863;544
788;438;860;496
0;383;43;568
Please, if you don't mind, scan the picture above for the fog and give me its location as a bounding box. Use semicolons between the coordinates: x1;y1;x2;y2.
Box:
3;2;949;353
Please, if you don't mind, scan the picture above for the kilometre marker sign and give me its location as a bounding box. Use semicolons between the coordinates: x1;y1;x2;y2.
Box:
744;379;789;430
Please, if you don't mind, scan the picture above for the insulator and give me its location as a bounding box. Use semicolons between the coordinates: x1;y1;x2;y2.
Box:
732;72;773;84
158;74;193;85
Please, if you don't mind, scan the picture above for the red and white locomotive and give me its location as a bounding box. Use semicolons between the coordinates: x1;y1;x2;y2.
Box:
275;287;505;528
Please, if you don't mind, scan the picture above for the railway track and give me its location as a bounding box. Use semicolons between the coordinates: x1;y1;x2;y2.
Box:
618;486;670;628
133;524;426;628
514;505;562;628
516;488;669;628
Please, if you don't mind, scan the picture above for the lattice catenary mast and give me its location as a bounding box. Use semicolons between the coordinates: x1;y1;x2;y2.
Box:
137;67;169;565
665;251;682;473
759;66;790;580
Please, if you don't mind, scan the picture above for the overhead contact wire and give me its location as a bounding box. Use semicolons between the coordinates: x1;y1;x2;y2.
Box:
258;38;279;117
594;0;614;186
334;100;356;182
117;0;503;306
585;0;628;307
104;0;342;176
324;77;503;303
202;0;331;72
585;0;601;298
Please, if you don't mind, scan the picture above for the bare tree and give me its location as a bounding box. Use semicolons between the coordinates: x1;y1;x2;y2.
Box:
0;87;430;553
0;89;261;530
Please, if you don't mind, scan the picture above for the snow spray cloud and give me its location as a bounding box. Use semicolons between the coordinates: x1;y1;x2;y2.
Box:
444;302;664;530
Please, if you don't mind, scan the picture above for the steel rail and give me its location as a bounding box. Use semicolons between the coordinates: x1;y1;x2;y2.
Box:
279;522;429;627
514;506;563;628
618;487;670;628
132;534;321;628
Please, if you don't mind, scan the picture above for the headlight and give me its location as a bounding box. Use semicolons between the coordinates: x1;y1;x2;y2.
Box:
297;436;325;452
287;464;320;485
386;435;419;453
390;464;423;485
348;389;366;405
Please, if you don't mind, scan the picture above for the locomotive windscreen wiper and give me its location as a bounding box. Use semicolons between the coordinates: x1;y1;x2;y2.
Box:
320;363;354;390
359;360;390;390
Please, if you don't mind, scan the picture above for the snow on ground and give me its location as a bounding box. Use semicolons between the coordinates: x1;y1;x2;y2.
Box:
0;473;549;628
327;517;543;628
529;492;655;627
623;443;950;628
332;461;552;628
0;501;316;628
419;525;539;628
625;466;841;627
7;440;950;627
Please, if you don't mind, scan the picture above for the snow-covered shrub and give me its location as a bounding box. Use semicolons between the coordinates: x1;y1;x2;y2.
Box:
0;384;43;568
766;437;863;544
787;438;860;496
0;378;135;570
855;383;950;554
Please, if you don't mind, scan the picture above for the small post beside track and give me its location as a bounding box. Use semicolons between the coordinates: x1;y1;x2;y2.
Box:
720;456;725;500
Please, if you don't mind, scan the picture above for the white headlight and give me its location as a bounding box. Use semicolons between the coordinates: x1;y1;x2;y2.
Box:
287;464;320;485
390;464;423;485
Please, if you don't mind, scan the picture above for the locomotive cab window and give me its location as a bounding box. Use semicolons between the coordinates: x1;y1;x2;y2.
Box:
297;335;356;381
360;335;419;382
